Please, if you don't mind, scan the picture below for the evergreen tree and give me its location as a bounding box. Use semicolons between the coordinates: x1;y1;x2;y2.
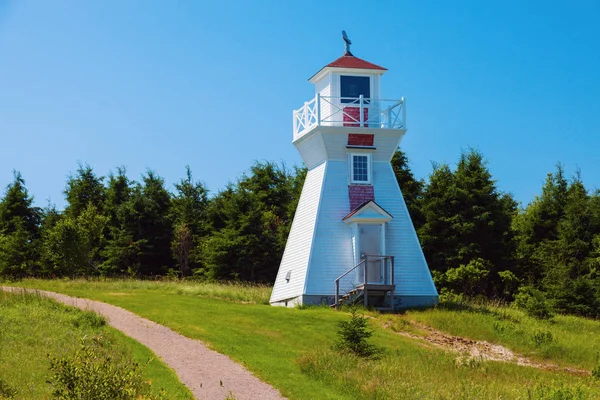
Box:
100;168;135;275
419;150;516;296
64;163;106;218
0;172;42;278
418;163;458;274
41;204;108;277
0;171;41;235
391;148;424;229
202;162;302;282
170;166;209;276
513;165;570;284
544;174;600;316
132;171;173;276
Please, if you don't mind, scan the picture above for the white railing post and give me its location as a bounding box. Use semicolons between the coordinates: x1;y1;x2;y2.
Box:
402;97;406;129
293;112;298;139
316;93;321;126
359;95;364;127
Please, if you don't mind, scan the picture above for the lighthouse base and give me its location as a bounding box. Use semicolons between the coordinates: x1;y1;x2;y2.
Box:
270;294;438;310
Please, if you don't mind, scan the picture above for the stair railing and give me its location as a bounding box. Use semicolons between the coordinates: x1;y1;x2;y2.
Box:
334;258;366;308
334;255;395;309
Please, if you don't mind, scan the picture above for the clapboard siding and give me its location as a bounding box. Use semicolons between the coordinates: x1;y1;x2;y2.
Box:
372;134;403;162
270;162;326;303
295;132;327;169
305;161;354;295
315;75;332;126
373;162;438;296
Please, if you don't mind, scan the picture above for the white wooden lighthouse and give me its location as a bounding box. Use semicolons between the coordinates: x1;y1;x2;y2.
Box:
270;34;438;310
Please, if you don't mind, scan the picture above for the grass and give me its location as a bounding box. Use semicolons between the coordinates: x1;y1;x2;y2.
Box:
9;278;600;399
0;290;193;399
398;300;600;370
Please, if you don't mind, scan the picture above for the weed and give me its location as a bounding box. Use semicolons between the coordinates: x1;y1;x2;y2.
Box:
531;330;554;347
527;382;586;400
47;335;164;400
389;318;410;332
514;286;554;320
456;356;487;371
72;310;106;329
592;353;600;379
0;379;17;399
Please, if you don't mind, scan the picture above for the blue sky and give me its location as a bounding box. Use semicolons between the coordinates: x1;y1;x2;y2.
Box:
1;1;599;209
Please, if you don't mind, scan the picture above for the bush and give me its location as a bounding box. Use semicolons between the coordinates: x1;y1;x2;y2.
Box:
498;270;521;300
440;258;491;296
531;330;554;347
48;335;163;400
592;353;600;380
513;286;554;320
0;379;17;399
334;306;378;358
592;363;600;380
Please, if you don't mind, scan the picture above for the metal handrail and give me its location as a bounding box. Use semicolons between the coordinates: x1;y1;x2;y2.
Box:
334;255;395;308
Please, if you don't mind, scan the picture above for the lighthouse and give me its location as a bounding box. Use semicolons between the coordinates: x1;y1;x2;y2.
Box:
270;34;438;310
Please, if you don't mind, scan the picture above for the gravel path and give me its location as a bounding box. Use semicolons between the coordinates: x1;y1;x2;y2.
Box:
1;287;287;400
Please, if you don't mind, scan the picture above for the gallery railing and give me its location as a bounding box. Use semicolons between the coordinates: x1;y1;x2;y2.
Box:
293;95;406;140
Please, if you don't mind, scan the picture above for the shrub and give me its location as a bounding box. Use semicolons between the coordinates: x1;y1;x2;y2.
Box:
48;335;163;400
592;364;600;380
531;330;554;347
443;258;491;296
513;286;554;320
592;353;600;380
528;382;585;400
71;310;106;329
334;306;378;358
0;379;17;399
498;270;521;300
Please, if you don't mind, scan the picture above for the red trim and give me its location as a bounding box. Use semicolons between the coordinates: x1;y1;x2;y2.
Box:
348;134;374;146
343;107;369;127
348;185;375;210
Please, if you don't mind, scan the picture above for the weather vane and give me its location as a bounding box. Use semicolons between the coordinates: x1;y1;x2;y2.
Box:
342;30;352;54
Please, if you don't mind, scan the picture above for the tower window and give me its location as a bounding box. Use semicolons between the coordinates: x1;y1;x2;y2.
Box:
341;76;370;103
351;154;371;183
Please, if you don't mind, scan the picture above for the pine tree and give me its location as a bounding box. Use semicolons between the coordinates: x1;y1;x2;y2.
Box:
419;150;516;296
513;164;569;284
64;163;106;218
170;166;209;276
134;171;173;276
0;172;41;278
391;148;425;230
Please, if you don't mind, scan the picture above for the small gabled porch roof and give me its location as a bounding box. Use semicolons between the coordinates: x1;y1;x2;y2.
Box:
342;200;393;224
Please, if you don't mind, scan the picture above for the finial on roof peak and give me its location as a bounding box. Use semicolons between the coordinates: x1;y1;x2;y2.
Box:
342;30;353;56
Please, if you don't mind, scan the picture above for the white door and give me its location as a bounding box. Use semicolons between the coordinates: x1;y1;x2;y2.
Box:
360;224;382;283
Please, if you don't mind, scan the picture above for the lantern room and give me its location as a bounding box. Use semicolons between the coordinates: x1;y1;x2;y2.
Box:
293;51;406;142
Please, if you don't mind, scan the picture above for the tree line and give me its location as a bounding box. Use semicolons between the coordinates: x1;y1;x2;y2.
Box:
1;150;599;317
0;162;304;282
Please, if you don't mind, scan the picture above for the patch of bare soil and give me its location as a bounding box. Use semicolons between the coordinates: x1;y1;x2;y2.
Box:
389;321;589;376
1;287;287;400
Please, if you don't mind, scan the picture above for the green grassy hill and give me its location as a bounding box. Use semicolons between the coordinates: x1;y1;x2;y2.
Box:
9;279;600;399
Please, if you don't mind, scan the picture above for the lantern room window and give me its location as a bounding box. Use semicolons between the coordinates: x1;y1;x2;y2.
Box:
341;76;370;103
351;153;371;183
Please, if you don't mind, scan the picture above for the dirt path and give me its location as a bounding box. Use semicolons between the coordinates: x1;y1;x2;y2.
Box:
392;321;589;376
1;287;286;400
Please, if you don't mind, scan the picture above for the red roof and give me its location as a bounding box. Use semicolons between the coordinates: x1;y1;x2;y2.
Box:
325;51;387;71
